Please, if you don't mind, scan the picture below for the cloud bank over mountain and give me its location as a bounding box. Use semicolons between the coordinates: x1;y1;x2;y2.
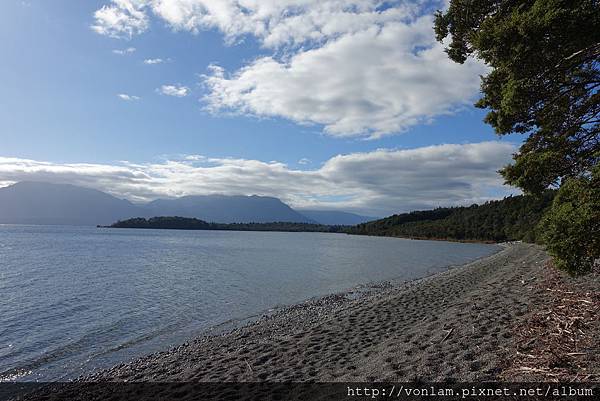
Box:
0;142;516;216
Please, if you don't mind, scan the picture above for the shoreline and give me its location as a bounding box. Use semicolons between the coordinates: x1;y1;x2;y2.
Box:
83;244;529;382
75;242;600;383
101;224;503;245
201;242;506;337
353;233;502;244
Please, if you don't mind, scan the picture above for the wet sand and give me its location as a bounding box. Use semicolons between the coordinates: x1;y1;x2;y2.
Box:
79;242;599;382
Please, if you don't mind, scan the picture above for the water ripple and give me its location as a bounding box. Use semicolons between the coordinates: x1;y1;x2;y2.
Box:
0;225;498;381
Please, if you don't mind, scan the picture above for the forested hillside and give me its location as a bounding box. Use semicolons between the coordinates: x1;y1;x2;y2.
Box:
349;192;555;243
106;216;341;233
110;193;556;243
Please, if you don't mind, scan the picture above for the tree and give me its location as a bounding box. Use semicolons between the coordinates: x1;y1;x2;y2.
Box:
434;0;599;272
434;0;599;191
539;166;600;273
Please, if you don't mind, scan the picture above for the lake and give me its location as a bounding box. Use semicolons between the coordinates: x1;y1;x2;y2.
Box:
0;225;499;381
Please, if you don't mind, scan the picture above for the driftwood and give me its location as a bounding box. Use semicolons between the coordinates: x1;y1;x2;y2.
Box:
441;328;454;343
244;359;253;372
502;261;599;381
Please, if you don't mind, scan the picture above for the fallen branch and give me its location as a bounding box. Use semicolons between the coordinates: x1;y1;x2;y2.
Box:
441;328;454;342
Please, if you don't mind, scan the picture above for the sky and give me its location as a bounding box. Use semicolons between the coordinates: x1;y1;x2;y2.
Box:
0;0;521;216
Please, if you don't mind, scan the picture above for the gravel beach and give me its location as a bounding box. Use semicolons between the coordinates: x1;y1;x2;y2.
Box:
76;242;598;383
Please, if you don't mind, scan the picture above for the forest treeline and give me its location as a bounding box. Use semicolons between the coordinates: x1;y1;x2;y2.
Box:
347;192;555;243
108;192;556;243
106;217;342;233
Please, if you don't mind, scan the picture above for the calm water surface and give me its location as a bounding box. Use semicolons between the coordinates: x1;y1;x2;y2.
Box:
0;225;499;381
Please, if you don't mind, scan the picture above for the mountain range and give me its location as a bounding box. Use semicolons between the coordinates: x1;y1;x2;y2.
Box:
296;209;378;226
0;182;376;226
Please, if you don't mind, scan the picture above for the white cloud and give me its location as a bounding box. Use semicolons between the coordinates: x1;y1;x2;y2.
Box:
158;85;190;97
0;142;517;215
298;158;311;165
118;93;141;101
92;0;149;39
143;58;164;64
95;0;422;48
113;47;137;55
93;1;486;138
203;16;486;138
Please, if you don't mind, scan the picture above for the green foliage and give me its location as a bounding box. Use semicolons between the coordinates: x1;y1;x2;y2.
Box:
435;0;599;272
108;216;343;233
349;193;554;243
434;0;600;194
539;166;600;274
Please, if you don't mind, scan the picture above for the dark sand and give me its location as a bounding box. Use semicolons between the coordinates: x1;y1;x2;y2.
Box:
78;242;598;383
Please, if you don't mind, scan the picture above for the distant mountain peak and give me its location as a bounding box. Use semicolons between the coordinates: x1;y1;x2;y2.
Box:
146;193;314;224
297;209;377;225
0;181;145;226
0;182;378;227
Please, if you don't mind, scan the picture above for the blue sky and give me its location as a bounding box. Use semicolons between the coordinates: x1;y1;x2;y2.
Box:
0;0;520;215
